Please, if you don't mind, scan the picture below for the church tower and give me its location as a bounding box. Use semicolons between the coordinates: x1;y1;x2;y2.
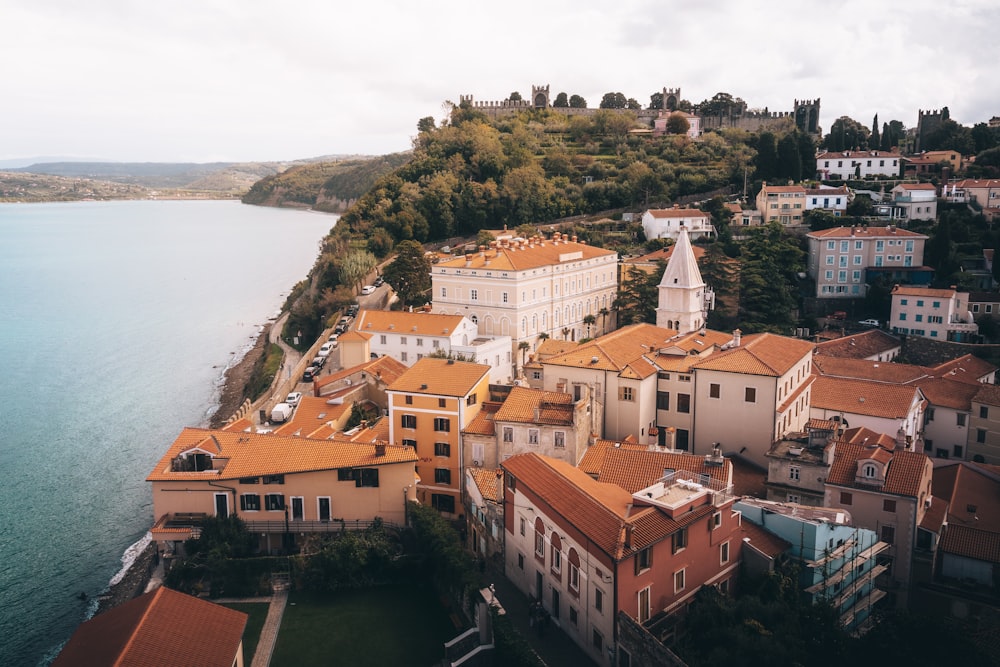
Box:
656;226;713;333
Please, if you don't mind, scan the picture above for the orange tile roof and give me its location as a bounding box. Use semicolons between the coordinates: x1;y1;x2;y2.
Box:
939;524;1000;564
929;354;997;383
761;184;806;193
625;244;707;266
739;518;792;558
973;383;1000;407
435;237;616;272
811;376;922;419
807;226;927;240
469;467;504;503
463;402;500;436
337;329;373;342
578;438;650;476
891;285;959;298
895;183;937;191
692;333;813;377
805;186;850;196
315;355;409;391
542;323;678;372
494;386;575;425
913;377;982;411
951;179;1000;188
534;338;580;359
147;427;416;482
812;356;929;384
52;587;246;667
826;442;930;498
271;395;353;437
596;447;731;493
841;426;898;450
813;330;901;360
386;357;490;396
645;208;710;219
354;309;467;336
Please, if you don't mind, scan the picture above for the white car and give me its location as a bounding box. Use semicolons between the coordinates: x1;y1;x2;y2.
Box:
361;285;376;295
318;342;335;357
285;391;303;407
858;319;880;328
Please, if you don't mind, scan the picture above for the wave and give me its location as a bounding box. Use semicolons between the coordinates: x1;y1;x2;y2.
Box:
108;532;152;588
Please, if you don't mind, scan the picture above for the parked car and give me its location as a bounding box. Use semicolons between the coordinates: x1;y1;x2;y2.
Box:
859;319;880;328
302;365;320;382
373;276;385;287
285;392;303;407
346;304;359;317
318;342;335;357
334;323;348;334
311;355;326;369
829;311;847;320
361;285;376;295
328;333;339;344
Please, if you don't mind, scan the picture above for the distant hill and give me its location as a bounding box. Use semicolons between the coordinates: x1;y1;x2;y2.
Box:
241;153;412;212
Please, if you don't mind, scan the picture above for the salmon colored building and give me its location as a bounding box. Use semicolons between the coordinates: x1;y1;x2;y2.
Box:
387;357;491;517
147;427;417;556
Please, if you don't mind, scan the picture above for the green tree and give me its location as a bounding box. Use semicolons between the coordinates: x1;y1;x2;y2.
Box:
417;116;436;133
339;249;377;293
626;98;642;110
738;222;804;332
924;119;976;155
553;92;569;108
870;113;880;149
599;92;628;109
583;314;596;337
777;133;803;182
508;91;522;103
755;131;779;181
972;122;1000;153
665;112;691;135
615;264;662;324
649;91;664;110
518;340;531;368
823;116;870;151
568;94;587;109
697;92;739;117
382;240;431;306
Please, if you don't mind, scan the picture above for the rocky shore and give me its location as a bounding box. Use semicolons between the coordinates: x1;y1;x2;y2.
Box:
95;543;159;615
209;322;272;428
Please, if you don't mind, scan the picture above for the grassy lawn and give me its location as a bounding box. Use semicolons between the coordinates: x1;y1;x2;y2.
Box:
220;602;269;664
271;585;457;667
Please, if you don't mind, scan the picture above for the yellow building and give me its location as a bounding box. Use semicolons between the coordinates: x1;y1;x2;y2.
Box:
387;357;491;517
147;427;417;555
756;181;807;225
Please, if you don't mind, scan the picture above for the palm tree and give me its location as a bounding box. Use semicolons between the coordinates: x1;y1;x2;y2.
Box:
583;314;596;338
518;340;531;370
598;307;610;334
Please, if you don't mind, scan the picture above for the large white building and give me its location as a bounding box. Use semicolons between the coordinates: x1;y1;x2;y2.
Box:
889;285;978;342
431;232;618;369
815;150;902;179
641;207;715;241
806;225;929;299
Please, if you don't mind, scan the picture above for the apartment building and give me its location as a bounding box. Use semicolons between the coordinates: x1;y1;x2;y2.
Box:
815;150;902;179
890;183;938;222
805;185;850;216
386;358;491;517
641;207;715;241
968;384;1000;464
889;285;978;342
756;182;807;225
806;226;929;299
431;232;618;365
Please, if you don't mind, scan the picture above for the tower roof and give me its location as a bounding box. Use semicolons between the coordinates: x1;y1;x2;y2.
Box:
658;226;704;289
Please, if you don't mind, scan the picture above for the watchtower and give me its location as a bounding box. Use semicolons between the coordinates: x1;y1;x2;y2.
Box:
663;87;682;111
794;98;821;134
531;85;550;109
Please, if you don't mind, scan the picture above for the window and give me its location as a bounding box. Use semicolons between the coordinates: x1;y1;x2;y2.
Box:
405;395;413;405
677;393;691;413
881;525;895;545
569;607;578;625
470;289;478;301
551;544;562;574
840;492;853;505
441;287;447;298
240;494;261;511
502;427;514;443
431;494;455;513
619;386;634;401
528;429;539;445
438;397;447;408
711;511;722;530
745;387;756;403
954;445;964;458
400;351;408;362
264;494;284;511
400;336;407;345
554;431;566;448
401;414;416;429
883;499;897;513
787;494;800;503
789;466;800;481
569;558;580;593
435;468;451;484
535;532;545;559
635;547;652;574
721;541;730;564
432;340;440;348
434;442;450;457
862;463;877;478
977;429;987;443
957;413;967;427
592;628;603;651
262;474;285;485
502;291;508;303
380;335;387;344
657;391;670;410
466;393;477;406
238;477;260;485
594;588;604;612
434;417;451;432
518;553;524;570
709;383;720;399
672;528;687;553
674;568;686;593
519;517;526;536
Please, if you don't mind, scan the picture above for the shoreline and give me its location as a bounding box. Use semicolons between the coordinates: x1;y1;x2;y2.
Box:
209;321;273;429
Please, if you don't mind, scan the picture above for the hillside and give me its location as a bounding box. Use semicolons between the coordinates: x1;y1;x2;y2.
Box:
0;170;208;202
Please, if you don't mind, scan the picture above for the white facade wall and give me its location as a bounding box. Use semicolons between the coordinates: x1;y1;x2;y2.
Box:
889;290;974;340
817;153;901;179
805;191;849;214
641;211;715;241
922;405;970;460
541;365;656;442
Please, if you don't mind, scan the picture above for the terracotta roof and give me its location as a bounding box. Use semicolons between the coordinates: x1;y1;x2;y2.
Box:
812;356;929;384
463;402;500;436
891;285;959;298
814;330;901;360
805;186;851;196
542;323;678;372
494;386;575;425
578;438;649;476
807;226;927;240
625;243;707;266
761;184;806;194
895;183;937;191
337;329;373;342
271;395;353;437
534;338;579;360
387;357;490;397
940;525;1000;564
354;309;467;336
817;150;901;160
52;587;246;667
147;427;416;482
469;467;503;503
645;208;709;219
913;377;981;411
973;383;1000;407
929;354;997;383
596;447;731;493
739;518;792;559
841;426;898;450
692;333;813;377
826;442;930;498
920;495;949;533
811;376;922;419
951;179;1000;188
315;355;409;391
435;237;616;272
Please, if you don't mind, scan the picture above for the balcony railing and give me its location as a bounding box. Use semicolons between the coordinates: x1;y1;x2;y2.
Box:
242;518;400;534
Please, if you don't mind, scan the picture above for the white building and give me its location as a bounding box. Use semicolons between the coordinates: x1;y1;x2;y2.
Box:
806;226;929;299
804;185;850;216
815;150;902;179
641;207;715;241
431;232;618;368
890;183;938;222
655;226;715;334
889;285;978;342
350;310;512;383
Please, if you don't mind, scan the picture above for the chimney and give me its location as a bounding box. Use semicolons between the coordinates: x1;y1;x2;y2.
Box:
896;425;907;449
663;426;676;450
375;443;386;457
732;329;742;347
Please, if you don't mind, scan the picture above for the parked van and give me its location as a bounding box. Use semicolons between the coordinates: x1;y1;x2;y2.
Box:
271;403;294;423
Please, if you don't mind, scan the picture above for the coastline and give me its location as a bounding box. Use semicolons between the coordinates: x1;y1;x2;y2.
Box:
209;321;272;429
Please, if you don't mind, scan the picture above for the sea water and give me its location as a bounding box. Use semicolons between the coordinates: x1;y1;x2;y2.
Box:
0;200;336;666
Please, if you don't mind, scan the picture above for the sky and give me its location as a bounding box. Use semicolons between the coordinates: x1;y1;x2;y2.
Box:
2;0;998;165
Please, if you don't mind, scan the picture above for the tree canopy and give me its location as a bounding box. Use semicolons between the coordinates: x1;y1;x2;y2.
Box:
382;240;432;306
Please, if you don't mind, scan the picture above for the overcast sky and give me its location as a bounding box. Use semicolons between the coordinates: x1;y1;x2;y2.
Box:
2;0;997;164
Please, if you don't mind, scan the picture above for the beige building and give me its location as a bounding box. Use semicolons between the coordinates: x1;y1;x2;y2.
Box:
806;226;929;299
968;384;1000;464
756;182;807;225
889;285;977;342
386;358;491;517
147;428;418;556
430;232;618;368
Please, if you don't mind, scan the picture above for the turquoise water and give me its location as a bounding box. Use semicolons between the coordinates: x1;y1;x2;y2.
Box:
0;200;335;666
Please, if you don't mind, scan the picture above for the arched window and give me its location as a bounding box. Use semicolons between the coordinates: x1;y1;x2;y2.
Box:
534;517;545;559
863;463;877;478
568;548;581;595
550;532;562;575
